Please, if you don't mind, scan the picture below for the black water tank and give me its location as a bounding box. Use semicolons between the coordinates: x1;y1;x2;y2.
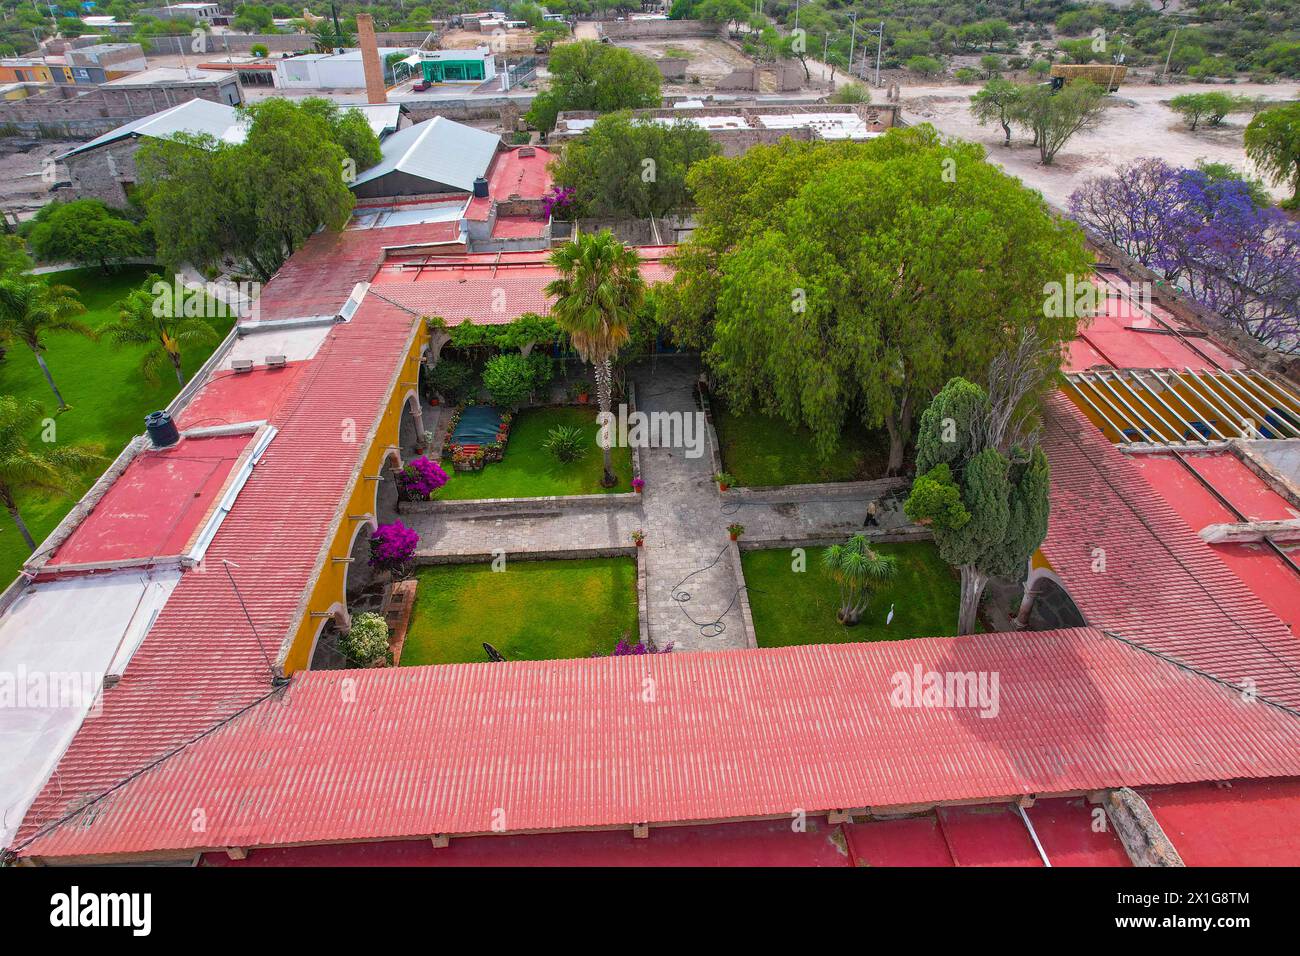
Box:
472;177;489;198
145;410;180;448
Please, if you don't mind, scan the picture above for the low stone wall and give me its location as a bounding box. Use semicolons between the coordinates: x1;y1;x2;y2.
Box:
598;19;725;41
721;475;909;504
399;490;639;516
414;545;637;563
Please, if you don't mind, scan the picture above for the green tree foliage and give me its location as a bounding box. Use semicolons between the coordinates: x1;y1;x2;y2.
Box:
545;231;646;487
656;129;1088;474
0;277;94;411
549;112;719;219
21;200;150;273
0;235;32;277
906;55;944;76
1013;80;1107;164
525;40;661;134
105;277;221;387
294;97;384;171
0;395;104;552
1245;102;1300;208
1169;91;1239;131
970;78;1024;146
481;351;554;407
830;81;871;104
904;377;1051;635
136;98;359;281
338;611;390;665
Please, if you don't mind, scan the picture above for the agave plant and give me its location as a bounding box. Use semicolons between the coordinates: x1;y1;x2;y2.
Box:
821;534;898;626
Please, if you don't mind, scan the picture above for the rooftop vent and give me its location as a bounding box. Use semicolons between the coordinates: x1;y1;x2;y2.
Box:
265;354;287;368
472;177;489;199
231;358;254;373
518;145;535;157
145;410;180;449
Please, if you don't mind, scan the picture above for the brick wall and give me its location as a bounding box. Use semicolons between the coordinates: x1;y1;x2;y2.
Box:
598;19;725;40
0;76;241;137
63;137;140;207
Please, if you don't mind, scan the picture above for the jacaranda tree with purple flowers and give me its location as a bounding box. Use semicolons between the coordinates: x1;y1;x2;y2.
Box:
1070;158;1300;354
369;520;420;577
395;455;448;501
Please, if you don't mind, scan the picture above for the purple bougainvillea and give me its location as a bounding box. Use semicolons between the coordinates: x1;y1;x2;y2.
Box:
369;520;420;575
1070;158;1300;354
396;455;448;501
542;185;575;219
611;638;673;656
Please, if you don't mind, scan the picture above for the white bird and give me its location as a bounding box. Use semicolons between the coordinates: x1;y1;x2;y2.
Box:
885;603;895;626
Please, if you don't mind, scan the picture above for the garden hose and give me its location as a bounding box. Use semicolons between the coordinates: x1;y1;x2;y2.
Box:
670;543;757;639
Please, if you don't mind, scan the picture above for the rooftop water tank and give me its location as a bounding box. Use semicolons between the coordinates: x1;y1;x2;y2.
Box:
472;177;489;198
145;410;180;448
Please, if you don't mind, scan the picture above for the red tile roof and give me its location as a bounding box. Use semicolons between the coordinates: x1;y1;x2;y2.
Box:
370;247;675;326
1040;393;1300;708
17;628;1300;860
12;291;423;853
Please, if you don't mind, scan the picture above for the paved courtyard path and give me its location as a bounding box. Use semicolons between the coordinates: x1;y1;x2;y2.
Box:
406;357;909;652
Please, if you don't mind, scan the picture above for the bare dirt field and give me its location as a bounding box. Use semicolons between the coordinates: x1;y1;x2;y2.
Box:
619;37;755;91
897;80;1300;210
441;27;538;55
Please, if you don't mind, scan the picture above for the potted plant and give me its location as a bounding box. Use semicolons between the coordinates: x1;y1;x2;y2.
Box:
631;529;645;548
714;471;735;492
727;522;745;542
632;477;645;494
568;379;589;404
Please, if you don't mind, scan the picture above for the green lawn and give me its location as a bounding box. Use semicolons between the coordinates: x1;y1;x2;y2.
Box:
435;405;634;500
0;266;235;584
712;401;891;487
402;558;639;664
741;541;963;646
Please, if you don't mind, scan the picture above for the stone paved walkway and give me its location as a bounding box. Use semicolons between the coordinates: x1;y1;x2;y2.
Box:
405;357;912;652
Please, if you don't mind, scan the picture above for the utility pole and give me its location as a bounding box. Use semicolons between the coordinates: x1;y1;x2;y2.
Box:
874;20;884;87
1161;24;1179;78
794;0;800;32
848;11;857;80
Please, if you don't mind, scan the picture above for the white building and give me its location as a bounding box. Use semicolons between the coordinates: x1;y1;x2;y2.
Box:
275;48;416;91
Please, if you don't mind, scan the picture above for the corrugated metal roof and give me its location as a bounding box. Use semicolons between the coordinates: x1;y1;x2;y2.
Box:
1041;393;1300;708
350;116;500;193
58;99;244;160
17;629;1300;860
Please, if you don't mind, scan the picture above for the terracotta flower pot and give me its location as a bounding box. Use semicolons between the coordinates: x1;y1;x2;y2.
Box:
636;539;644;547
719;482;730;492
578;393;589;404
729;533;739;541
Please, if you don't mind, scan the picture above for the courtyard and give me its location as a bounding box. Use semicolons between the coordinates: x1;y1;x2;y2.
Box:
401;557;639;665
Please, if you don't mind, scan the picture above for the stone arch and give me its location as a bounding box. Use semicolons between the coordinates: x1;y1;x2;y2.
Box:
1015;566;1087;630
306;600;352;668
398;388;425;458
343;507;379;601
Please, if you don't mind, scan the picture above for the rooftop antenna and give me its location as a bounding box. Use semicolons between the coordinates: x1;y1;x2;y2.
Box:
222;558;286;685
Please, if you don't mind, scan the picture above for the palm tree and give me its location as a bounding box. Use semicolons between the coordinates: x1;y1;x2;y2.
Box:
0;276;94;411
821;534;898;625
545;232;646;487
106;279;220;387
0;396;105;552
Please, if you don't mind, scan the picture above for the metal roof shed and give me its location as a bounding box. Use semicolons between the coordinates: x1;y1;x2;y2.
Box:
350;116;501;200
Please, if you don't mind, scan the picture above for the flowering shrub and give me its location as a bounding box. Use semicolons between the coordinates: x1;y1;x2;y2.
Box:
338;611;390;666
542;185;575;218
632;477;645;492
610;638;673;656
369;521;419;575
396;456;448;501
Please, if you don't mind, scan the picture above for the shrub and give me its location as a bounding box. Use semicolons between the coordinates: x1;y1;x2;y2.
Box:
609;637;672;655
482;351;553;407
395;455;448;500
369;521;419;575
425;359;477;404
250;43;269;57
338;611;390;665
544;423;587;463
830;81;871;104
906;55;944;77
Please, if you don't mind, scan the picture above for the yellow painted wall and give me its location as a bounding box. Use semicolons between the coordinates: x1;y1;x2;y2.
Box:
279;319;427;674
0;63;52;83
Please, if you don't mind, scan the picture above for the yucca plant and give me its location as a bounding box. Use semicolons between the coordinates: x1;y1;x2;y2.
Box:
821;534;898;626
543;423;587;464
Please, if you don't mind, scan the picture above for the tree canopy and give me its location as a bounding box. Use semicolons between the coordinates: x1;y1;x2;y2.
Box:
657;127;1089;473
136;97;377;281
549;112;719;219
1245;102;1300;208
525;40;661;134
21;199;151;273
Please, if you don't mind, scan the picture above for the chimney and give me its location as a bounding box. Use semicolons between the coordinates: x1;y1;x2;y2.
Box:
356;13;387;105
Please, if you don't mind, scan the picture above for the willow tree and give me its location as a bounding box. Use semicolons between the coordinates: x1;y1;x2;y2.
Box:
545;231;645;487
658;127;1087;474
904;375;1051;635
